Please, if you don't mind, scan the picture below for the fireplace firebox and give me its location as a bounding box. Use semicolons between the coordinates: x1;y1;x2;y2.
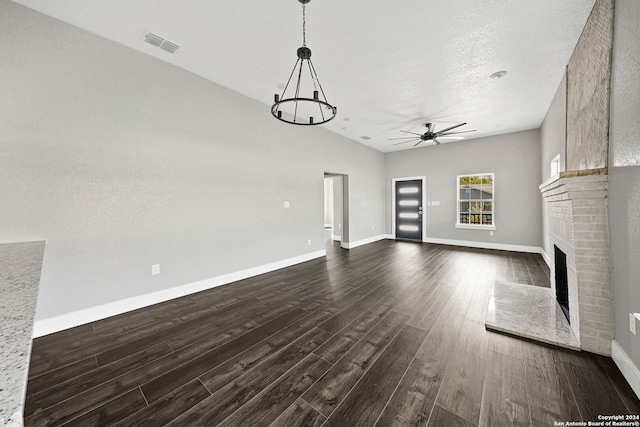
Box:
554;245;570;323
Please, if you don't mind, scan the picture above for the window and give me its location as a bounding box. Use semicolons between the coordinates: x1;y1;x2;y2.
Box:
550;154;561;178
456;173;495;229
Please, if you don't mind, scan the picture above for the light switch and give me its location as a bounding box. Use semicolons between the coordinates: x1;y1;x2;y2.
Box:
284;201;290;208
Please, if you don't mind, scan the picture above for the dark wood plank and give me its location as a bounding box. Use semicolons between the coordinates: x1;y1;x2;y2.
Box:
509;253;532;285
312;298;393;364
169;328;331;426
428;404;476;427
26;356;98;397
25;342;172;418
29;323;96;356
62;388;147;427
374;355;437;426
199;325;332;392
316;284;392;333
269;398;325;427
25;310;302;425
479;351;530;426
523;252;550;287
96;297;266;362
322;324;428;426
216;354;330;427
140;308;307;403
434;289;490;424
28;296;259;375
114;379;210;427
303;311;409;417
562;360;630;420
594;355;640;414
523;346;582;426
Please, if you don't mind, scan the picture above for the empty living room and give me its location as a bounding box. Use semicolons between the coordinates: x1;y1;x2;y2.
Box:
2;0;640;426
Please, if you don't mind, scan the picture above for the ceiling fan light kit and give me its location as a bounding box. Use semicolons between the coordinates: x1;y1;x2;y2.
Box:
271;0;337;126
389;122;477;147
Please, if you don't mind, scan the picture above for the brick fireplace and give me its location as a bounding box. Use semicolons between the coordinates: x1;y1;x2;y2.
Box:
540;169;614;355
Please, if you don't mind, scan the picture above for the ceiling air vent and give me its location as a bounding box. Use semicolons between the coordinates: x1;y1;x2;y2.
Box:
360;136;371;140
144;32;180;54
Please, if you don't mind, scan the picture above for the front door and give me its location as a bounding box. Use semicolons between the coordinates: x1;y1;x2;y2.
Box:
394;179;423;241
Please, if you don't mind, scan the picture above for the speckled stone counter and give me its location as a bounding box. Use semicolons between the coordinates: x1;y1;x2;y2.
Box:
0;241;45;427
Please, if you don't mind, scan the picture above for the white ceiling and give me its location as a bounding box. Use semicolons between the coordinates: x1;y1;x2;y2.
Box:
11;0;596;153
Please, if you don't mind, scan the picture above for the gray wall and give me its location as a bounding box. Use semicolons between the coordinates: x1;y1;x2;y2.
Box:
385;130;543;248
0;1;385;321
609;0;640;368
540;74;568;257
540;74;567;182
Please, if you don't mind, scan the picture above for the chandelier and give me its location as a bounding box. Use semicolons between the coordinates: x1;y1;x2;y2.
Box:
271;0;337;125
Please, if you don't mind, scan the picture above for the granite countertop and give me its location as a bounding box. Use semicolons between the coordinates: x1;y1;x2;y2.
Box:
0;241;45;427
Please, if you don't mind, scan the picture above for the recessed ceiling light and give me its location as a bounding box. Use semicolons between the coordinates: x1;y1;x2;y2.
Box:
360;136;371;140
343;117;352;121
490;70;507;79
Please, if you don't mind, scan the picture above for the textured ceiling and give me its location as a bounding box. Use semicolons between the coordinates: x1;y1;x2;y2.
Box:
11;0;596;152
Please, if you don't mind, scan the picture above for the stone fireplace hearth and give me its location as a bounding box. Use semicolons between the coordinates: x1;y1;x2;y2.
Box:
540;170;614;355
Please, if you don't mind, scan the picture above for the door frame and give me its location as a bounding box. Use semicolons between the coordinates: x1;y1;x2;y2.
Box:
391;176;426;242
325;172;350;249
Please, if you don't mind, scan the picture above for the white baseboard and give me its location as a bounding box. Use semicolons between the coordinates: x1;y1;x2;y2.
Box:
612;340;640;399
32;250;326;338
423;237;544;255
332;234;342;242
540;250;551;267
342;234;391;249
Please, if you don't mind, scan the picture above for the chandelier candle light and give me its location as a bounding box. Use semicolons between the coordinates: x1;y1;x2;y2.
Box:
272;0;337;125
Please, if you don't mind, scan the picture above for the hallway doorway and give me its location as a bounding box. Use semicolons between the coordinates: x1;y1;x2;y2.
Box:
324;173;349;249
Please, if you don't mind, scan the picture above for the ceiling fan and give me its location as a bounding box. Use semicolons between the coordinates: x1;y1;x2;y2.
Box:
389;122;476;147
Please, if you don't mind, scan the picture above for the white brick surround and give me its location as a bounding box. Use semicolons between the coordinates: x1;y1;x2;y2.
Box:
540;173;614;355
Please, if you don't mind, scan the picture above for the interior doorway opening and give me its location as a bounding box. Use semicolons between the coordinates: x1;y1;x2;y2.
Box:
324;173;349;250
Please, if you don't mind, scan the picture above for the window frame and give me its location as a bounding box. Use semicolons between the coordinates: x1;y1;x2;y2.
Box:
456;173;496;230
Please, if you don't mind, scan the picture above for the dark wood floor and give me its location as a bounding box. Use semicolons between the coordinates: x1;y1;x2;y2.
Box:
25;237;640;426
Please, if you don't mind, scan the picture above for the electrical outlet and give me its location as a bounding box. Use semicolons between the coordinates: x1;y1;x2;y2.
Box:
490;231;494;236
284;201;290;208
630;313;637;335
152;264;160;275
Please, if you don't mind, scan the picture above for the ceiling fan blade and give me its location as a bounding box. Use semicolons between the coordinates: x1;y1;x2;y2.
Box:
437;122;466;134
392;139;421;146
437;136;464;140
388;136;424;140
440;129;477;135
413;140;424;147
433;138;442;145
400;130;424;136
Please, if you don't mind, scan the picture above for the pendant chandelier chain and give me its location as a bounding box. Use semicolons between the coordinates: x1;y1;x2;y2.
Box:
302;3;307;47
